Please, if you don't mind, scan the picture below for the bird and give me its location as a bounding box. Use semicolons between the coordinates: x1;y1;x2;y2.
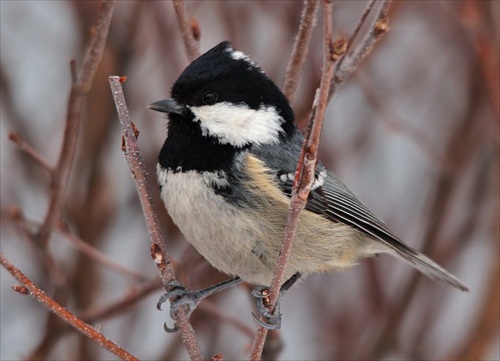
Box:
148;41;468;331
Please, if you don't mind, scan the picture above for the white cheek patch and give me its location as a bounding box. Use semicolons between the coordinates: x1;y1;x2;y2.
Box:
189;102;285;147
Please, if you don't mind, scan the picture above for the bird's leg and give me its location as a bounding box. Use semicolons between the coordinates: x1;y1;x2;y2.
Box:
251;272;301;330
157;276;243;332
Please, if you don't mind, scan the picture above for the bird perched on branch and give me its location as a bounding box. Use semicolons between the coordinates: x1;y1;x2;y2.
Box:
148;41;467;331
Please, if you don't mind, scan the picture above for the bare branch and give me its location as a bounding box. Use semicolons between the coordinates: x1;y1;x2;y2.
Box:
331;0;392;95
250;1;337;359
80;278;163;323
361;64;485;360
108;76;205;361
450;170;499;359
282;0;320;103
37;0;115;247
198;301;255;339
334;0;376;71
173;0;201;61
8;132;54;173
57;222;147;282
354;71;440;162
10;208;146;282
0;252;139;361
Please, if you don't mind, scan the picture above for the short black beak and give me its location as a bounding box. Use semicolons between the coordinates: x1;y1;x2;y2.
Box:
147;99;186;115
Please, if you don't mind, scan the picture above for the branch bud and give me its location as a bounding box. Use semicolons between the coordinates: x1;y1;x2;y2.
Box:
12;285;30;295
190;17;201;42
374;16;390;36
331;37;347;62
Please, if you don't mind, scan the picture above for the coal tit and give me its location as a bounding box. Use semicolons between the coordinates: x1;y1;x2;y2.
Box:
149;41;468;330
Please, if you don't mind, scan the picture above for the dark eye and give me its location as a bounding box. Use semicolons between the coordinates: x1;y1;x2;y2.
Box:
203;91;218;105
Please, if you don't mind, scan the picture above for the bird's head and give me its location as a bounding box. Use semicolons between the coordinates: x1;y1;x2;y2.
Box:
149;41;295;149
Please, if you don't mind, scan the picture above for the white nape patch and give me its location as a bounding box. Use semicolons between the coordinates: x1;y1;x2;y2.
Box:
189;102;284;147
226;47;256;66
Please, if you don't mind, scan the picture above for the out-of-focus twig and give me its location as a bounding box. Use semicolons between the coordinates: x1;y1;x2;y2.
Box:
57;221;147;282
0;252;139;361
355;71;439;162
249;1;336;359
448;150;500;360
198;301;255;339
363;62;482;360
330;0;392;96
453;257;499;359
8;132;54;173
457;1;500;126
173;0;201;61
37;0;115;247
282;0;320;103
80;277;163;323
334;0;376;72
10;206;146;282
108;76;205;361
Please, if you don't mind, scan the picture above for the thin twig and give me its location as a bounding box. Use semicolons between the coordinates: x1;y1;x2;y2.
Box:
331;0;392;95
0;252;139;361
108;76;205;361
173;0;201;61
361;64;482;360
334;0;376;71
11;208;146;282
198;301;255;339
57;222;147;282
37;0;115;247
282;0;320;103
80;278;163;323
354;71;439;162
249;1;336;359
8;132;54;173
449;164;499;360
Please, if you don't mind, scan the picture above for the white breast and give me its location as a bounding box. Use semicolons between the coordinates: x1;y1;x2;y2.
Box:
157;165;275;284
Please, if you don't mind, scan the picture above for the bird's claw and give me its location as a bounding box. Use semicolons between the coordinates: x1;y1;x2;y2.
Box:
163;322;179;333
251;285;282;330
157;282;201;332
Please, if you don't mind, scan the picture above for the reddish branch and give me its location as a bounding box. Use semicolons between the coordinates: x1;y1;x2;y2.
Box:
334;0;376;72
173;0;201;61
354;71;439;162
37;0;115;247
249;1;393;359
0;252;139;361
331;0;392;95
361;62;482;360
57;221;147;282
249;1;336;359
282;0;320;103
11;206;146;282
8;132;54;172
108;76;205;361
80;278;163;323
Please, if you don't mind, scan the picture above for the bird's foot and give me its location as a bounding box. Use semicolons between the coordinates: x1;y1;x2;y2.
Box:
157;282;201;333
251;285;282;330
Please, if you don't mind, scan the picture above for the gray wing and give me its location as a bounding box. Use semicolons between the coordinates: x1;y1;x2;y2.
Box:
318;171;468;291
252;133;468;291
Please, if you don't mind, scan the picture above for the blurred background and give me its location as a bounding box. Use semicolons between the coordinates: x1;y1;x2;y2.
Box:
1;1;498;360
